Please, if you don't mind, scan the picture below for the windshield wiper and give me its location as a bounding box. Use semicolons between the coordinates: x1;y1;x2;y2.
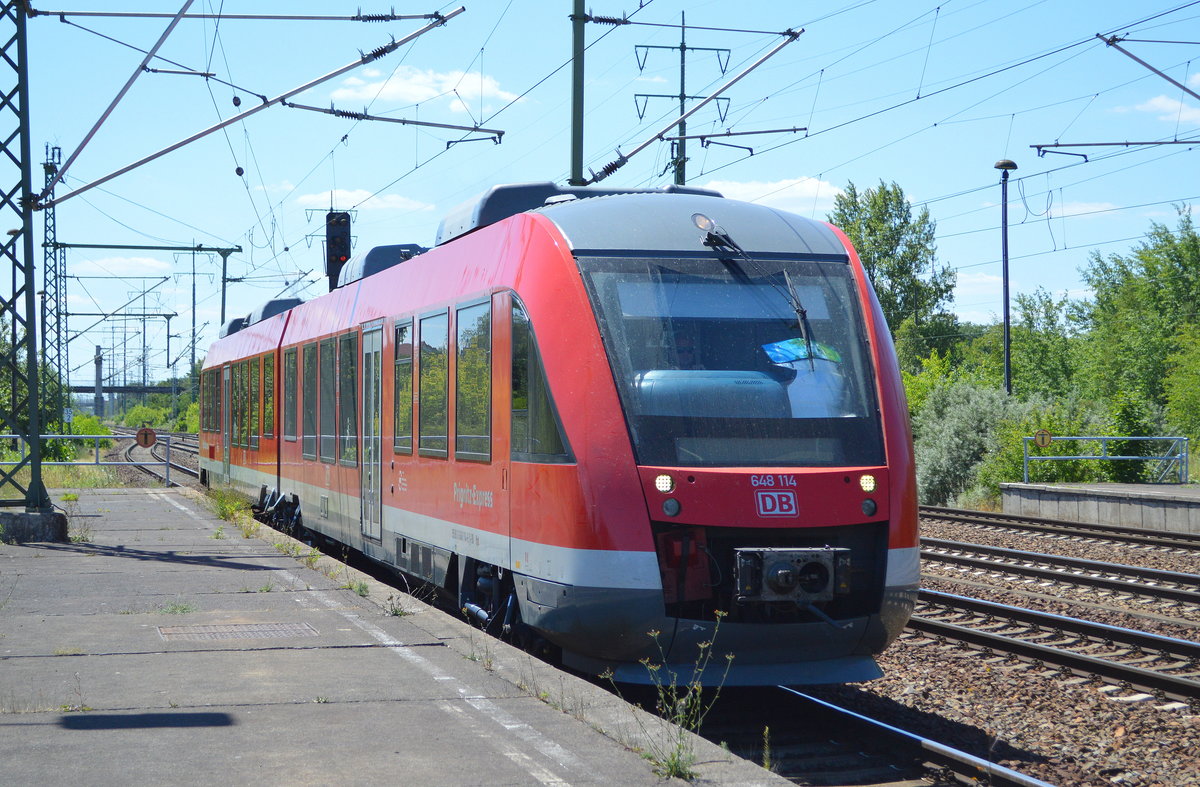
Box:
704;227;816;370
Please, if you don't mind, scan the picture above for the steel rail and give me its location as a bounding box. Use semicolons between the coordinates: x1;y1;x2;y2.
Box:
777;688;1057;787
921;537;1200;605
921;505;1200;550
913;589;1200;703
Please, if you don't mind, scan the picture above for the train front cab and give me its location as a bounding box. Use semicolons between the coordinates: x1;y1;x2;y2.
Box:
522;196;919;686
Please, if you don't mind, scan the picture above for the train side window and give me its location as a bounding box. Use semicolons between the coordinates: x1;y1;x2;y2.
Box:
250;356;261;450
301;342;317;459
283;348;297;441
338;332;358;466
319;338;337;463
263;352;275;439
455;301;491;462
200;371;211;431
393;320;413;454
418;311;449;458
233;362;244;447
511;299;572;463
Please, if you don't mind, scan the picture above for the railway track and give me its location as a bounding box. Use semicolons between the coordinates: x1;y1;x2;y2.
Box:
921;537;1200;607
920;505;1200;552
909;589;1200;707
699;686;1052;786
117;434;199;486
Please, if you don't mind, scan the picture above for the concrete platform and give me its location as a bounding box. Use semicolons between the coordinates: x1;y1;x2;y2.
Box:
0;488;784;786
1001;482;1200;534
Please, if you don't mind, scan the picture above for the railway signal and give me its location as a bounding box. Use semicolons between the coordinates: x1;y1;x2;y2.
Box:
325;211;351;290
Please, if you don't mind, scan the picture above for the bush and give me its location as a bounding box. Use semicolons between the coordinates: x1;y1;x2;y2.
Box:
967;392;1109;504
122;404;169;429
913;381;1028;506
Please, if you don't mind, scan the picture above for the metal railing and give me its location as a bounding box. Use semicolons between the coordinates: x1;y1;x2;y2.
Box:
0;433;174;486
1022;435;1189;484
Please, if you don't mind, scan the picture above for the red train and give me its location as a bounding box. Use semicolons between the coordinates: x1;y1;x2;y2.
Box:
199;182;919;685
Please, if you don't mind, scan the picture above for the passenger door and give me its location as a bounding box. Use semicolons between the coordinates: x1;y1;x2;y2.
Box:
360;326;383;540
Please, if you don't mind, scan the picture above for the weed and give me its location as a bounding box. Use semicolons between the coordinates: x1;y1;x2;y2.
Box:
168;700;179;709
68;522;93;544
59;673;92;713
60;493;79;502
314;696;329;704
158;600;198;614
616;612;734;780
211;525;227;540
384;594;409;616
257;581;274;593
762;725;773;772
235;515;261;539
340;578;369;597
206;488;247;521
53;647;84;656
302;547;320;570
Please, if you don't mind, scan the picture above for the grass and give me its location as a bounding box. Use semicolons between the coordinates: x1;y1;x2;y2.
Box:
158;600;198;614
6;464;125;491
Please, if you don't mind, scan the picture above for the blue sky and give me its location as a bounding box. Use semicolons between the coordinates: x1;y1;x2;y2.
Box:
28;1;1200;388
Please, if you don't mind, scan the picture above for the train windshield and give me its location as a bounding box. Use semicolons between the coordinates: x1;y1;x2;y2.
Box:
578;255;885;468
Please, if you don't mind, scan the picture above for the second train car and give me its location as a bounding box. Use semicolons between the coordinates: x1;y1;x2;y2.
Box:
198;182;919;685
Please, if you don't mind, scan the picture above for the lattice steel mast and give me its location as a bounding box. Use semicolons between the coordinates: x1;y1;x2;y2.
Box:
0;1;49;510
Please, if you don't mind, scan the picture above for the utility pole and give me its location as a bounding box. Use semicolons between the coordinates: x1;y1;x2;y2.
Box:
0;2;49;511
569;0;586;185
41;145;66;434
634;14;730;185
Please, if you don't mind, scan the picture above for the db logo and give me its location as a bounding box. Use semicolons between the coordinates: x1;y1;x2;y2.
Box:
755;490;797;517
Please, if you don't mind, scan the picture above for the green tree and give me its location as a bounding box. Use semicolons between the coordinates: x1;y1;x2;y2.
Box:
1076;209;1200;406
1165;328;1200;445
828;181;957;344
1010;287;1080;399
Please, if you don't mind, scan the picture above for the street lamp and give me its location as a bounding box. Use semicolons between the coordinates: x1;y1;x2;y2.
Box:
995;158;1018;395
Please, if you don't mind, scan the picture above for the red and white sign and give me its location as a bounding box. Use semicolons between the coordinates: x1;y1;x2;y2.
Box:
755;489;797;517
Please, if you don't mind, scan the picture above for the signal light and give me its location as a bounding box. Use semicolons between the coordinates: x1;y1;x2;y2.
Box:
326;211;351;266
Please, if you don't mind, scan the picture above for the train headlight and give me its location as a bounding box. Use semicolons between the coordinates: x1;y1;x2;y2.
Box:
691;213;715;231
859;474;876;493
654;474;675;493
662;498;681;517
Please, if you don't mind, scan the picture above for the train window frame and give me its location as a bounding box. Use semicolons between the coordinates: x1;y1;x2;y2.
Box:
249;355;261;450
417;309;449;459
301;342;318;459
510;296;573;464
455;299;491;463
393;318;413;455
263;352;275;439
319;337;337;463
283;348;298;442
338;331;359;467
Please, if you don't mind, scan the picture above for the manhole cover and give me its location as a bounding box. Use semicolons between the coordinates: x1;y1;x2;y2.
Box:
157;623;318;641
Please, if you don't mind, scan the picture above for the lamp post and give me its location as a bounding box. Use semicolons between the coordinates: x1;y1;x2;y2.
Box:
995;159;1018;395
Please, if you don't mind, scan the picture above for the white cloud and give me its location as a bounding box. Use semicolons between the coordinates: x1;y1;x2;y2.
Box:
72;256;171;276
700;176;844;215
330;66;519;113
295;189;434;213
953;270;1003;305
635;75;668;84
1189;73;1200;89
1133;95;1200;125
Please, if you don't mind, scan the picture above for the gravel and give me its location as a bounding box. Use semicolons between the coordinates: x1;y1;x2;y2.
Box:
806;515;1200;786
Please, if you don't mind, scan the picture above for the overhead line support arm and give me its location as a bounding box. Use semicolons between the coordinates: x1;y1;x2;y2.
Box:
38;6;465;210
585;28;802;185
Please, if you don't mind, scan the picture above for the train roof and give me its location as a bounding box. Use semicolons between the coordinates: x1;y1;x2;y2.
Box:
537;191;848;257
337;244;427;287
435;181;721;246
